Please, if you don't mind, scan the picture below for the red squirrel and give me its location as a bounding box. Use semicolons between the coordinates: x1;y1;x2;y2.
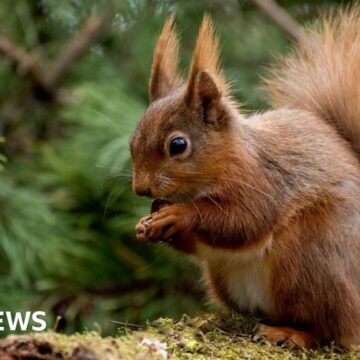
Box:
131;10;360;349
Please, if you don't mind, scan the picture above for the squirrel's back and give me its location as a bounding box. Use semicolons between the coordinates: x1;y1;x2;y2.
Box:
266;8;360;156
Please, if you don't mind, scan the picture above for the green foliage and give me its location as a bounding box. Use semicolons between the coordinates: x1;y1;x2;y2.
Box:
0;0;354;336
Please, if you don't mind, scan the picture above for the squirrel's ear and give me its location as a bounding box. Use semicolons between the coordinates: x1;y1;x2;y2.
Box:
193;71;220;106
149;15;181;103
185;15;227;109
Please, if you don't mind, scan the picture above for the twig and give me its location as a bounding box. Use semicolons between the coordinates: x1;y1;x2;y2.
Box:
252;0;304;42
0;35;49;90
53;315;62;332
207;319;247;338
110;320;145;329
45;9;112;89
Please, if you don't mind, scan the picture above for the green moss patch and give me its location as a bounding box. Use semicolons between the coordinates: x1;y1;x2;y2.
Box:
0;314;358;359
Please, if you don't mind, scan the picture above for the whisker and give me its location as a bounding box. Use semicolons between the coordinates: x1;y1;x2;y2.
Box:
103;177;132;195
106;177;132;184
225;177;276;203
103;187;121;220
106;174;132;179
205;194;226;214
191;199;204;223
96;165;133;174
166;178;204;224
88;108;122;134
169;177;215;182
168;174;275;203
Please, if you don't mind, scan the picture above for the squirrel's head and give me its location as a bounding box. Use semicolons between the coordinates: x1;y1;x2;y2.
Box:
131;15;236;201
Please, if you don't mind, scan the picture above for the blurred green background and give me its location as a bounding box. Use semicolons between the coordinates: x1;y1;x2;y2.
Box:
0;0;348;336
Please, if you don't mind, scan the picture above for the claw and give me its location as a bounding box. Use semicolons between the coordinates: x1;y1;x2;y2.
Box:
252;334;263;342
143;217;153;228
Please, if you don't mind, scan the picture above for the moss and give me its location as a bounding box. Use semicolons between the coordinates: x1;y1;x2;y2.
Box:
0;313;359;359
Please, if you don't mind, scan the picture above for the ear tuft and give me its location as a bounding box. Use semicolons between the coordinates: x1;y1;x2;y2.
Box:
149;15;181;102
185;14;227;105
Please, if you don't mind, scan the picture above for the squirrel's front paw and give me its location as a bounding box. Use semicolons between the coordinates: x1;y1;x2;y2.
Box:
146;204;190;242
135;215;153;241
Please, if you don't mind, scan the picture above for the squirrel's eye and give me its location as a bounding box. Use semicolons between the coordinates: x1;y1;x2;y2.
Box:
169;137;187;156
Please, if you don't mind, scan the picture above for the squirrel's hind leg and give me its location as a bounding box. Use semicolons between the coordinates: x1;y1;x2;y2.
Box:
252;324;317;350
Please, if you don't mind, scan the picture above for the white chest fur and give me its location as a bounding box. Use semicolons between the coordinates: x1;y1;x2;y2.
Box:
196;234;273;314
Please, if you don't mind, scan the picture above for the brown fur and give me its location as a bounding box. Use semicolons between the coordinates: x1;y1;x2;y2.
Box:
131;10;360;348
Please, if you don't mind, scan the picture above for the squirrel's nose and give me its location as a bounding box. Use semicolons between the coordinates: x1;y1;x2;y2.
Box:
134;185;152;197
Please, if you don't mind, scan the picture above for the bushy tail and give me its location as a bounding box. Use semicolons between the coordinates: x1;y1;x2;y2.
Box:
266;8;360;155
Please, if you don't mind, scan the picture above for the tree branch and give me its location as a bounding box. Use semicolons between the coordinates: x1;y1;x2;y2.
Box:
0;35;49;91
45;10;112;89
0;8;112;104
252;0;304;42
